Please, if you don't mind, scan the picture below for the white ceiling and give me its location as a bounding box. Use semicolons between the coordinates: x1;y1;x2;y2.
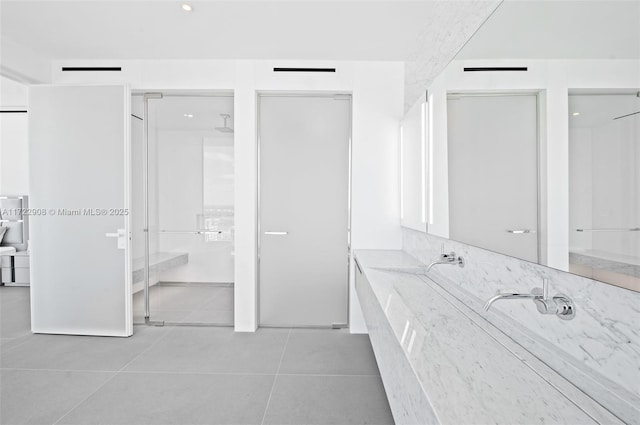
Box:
457;0;640;60
0;1;452;61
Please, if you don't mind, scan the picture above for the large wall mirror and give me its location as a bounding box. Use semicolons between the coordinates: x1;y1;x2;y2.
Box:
402;0;640;292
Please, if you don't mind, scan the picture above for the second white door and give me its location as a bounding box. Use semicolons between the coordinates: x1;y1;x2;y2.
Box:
447;94;539;263
259;95;351;327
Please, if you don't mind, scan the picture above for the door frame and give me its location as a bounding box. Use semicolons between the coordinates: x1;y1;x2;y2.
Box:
256;92;353;328
446;90;542;264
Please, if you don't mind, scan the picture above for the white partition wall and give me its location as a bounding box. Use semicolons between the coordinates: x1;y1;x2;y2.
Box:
29;85;132;337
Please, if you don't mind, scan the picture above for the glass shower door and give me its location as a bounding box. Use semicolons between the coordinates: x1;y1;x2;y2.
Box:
569;93;640;291
139;94;235;325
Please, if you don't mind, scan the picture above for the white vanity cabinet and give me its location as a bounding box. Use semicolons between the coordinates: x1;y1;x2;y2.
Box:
1;251;30;286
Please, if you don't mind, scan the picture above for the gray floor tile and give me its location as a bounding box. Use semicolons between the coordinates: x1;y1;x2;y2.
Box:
1;325;168;371
58;372;274;425
0;286;30;304
132;284;234;325
279;329;381;375
198;287;234;310
124;327;288;374
0;334;32;354
0;369;114;425
0;295;31;339
263;375;394;425
136;309;193;324
183;308;233;325
148;285;219;311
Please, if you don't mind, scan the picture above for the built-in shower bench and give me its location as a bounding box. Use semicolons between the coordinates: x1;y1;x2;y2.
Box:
131;252;188;293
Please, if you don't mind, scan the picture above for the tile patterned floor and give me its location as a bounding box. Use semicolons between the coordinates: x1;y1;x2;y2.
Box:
133;283;234;325
0;286;394;425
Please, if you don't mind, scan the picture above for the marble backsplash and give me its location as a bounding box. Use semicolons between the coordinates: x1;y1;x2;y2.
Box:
402;228;640;420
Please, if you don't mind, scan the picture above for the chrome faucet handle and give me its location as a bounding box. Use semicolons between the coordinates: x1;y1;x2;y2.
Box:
426;251;464;271
441;251;456;261
533;293;576;319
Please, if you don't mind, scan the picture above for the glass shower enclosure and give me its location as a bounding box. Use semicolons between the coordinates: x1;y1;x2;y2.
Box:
132;93;235;325
569;92;640;291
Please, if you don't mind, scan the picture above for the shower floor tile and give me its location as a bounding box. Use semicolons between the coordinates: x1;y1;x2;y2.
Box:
132;283;233;325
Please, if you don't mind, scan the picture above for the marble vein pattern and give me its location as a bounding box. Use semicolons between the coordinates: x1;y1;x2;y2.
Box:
355;260;439;425
355;251;616;425
402;228;640;424
403;0;501;112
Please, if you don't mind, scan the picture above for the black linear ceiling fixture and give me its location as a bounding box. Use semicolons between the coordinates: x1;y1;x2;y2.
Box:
463;67;528;72
273;67;336;73
61;67;122;72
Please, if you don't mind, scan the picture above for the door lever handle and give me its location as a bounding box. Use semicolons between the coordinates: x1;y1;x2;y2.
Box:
264;231;288;235
105;229;127;249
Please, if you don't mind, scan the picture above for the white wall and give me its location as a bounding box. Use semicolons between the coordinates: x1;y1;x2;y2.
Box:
155;130;234;283
0;76;29;195
50;59;404;332
420;59;640;272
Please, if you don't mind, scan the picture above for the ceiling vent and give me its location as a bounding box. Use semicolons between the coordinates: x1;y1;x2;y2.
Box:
273;67;336;73
61;67;122;72
463;67;528;72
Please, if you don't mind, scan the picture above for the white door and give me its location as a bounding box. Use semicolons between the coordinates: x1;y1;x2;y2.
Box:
259;95;351;327
447;94;539;263
29;85;132;336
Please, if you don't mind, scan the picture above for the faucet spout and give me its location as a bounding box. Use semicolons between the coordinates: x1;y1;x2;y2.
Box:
483;293;538;311
426;260;447;272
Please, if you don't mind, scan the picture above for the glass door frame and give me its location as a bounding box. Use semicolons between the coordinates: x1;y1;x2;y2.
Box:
135;90;235;326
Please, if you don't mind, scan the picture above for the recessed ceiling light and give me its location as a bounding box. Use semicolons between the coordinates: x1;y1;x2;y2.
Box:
182;4;193;12
184;113;193;118
572;112;580;116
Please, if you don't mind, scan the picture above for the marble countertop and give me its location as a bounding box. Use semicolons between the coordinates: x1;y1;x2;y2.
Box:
354;249;625;425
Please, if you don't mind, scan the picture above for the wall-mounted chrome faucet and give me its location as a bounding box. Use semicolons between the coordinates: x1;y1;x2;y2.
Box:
426;246;464;271
483;279;576;320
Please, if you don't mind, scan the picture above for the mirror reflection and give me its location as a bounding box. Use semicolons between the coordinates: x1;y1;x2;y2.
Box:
402;0;640;291
569;92;640;291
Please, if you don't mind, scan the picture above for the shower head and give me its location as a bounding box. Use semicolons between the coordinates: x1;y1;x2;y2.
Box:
215;114;234;133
